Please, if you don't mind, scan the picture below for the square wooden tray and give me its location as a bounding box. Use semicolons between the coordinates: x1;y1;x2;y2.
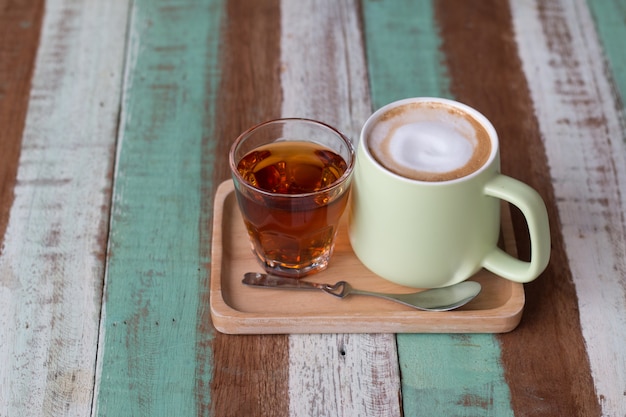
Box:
210;180;524;334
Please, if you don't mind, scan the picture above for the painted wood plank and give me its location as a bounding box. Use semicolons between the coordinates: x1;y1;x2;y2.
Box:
279;1;402;416
288;334;400;417
204;1;400;414
362;0;451;109
279;0;372;142
361;1;516;415
93;1;223;415
205;2;291;416
0;0;44;250
587;0;626;104
0;0;129;415
433;0;601;415
510;0;626;414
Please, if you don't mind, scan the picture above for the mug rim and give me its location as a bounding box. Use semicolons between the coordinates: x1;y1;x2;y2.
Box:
360;97;499;185
229;117;356;198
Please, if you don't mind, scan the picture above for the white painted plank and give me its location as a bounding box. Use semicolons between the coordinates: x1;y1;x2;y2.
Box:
280;1;402;416
289;334;401;417
280;0;372;143
510;0;626;415
0;1;130;416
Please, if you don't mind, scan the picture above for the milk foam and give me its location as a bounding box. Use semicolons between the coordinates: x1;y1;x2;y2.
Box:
368;102;492;182
388;122;474;173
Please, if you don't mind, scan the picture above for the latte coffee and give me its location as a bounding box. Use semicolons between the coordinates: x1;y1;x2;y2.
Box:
367;101;492;182
349;97;550;288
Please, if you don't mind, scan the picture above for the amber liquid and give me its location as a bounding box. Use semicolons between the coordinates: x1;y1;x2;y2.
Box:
236;141;349;276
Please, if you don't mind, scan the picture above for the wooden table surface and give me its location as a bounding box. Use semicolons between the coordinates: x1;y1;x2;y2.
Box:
1;1;625;416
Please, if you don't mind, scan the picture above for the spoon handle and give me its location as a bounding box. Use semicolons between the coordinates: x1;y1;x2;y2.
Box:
242;272;327;290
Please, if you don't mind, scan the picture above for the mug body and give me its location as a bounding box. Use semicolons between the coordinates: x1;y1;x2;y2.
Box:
348;97;501;288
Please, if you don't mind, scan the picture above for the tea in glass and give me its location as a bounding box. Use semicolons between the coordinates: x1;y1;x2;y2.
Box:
229;119;354;277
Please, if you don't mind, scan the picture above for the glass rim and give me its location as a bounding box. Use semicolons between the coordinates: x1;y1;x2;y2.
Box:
229;118;356;198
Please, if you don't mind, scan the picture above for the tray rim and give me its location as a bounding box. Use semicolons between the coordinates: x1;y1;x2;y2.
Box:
210;179;525;334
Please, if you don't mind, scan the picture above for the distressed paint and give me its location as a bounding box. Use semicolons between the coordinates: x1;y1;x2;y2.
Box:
288;334;401;417
195;0;225;412
2;0;623;414
398;336;514;416
587;0;626;108
280;0;371;142
0;0;128;415
362;0;514;415
206;1;290;416
362;0;451;108
510;0;626;414
434;0;600;414
396;336;512;417
0;0;44;252
280;1;402;416
94;0;222;415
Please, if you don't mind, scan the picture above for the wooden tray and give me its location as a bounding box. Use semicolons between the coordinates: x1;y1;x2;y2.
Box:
210;180;525;334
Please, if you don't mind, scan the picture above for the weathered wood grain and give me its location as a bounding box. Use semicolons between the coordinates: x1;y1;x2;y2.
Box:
207;0;402;415
289;334;401;417
587;0;626;103
280;1;402;416
0;0;128;415
2;0;622;415
433;0;602;415
207;1;289;416
280;0;372;141
362;1;517;415
94;1;220;415
511;0;626;414
362;0;451;109
0;0;43;253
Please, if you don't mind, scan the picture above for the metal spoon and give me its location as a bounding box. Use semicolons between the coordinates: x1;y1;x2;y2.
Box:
242;272;481;312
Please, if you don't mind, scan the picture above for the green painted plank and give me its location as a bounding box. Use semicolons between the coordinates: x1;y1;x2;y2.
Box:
94;0;223;415
587;0;626;116
362;0;451;108
361;1;514;415
398;335;514;416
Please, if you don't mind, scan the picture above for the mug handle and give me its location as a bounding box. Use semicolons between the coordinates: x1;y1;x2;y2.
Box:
482;175;551;283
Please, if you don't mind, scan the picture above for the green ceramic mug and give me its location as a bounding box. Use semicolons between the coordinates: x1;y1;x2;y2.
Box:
348;97;550;288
